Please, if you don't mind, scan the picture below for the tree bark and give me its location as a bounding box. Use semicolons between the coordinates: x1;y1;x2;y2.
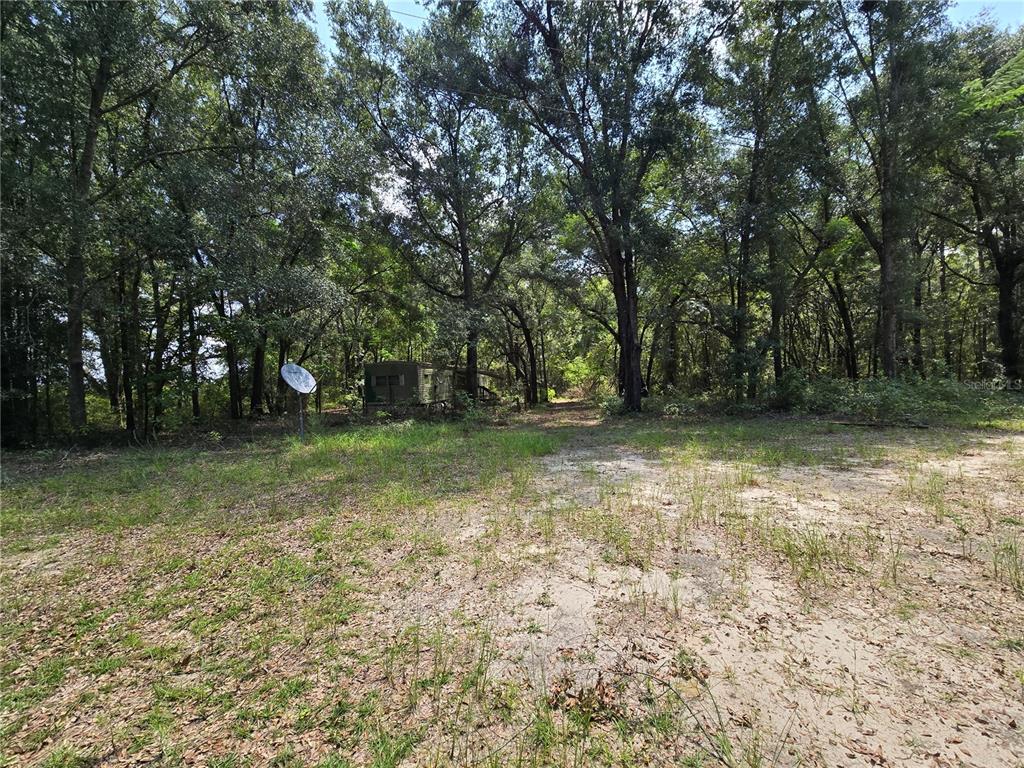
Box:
539;327;549;402
912;277;924;378
226;342;242;419
611;246;644;411
508;303;538;405
250;332;267;415
939;242;953;371
768;240;785;384
995;255;1021;380
148;260;174;434
465;327;479;400
878;222;900;378
117;256;142;442
94;306;120;413
831;271;858;379
66;50;113;430
188;299;201;420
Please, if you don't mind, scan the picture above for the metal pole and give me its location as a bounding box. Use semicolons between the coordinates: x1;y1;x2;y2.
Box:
299;393;305;440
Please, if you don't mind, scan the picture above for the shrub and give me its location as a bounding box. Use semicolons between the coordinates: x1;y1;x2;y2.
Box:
562;356;614;398
768;369;808;410
797;376;1022;426
598;394;628;416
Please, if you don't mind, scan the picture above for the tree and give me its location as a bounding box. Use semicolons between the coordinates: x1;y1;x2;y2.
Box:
826;0;950;377
332;0;543;398
1;1;246;430
491;0;732;410
934;36;1024;379
714;0;824;398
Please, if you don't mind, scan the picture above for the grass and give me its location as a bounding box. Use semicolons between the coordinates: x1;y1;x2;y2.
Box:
1;422;561;552
2;404;1022;766
1;419;568;765
993;534;1024;597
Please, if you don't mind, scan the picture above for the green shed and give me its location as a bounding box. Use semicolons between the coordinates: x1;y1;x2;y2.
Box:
363;361;497;411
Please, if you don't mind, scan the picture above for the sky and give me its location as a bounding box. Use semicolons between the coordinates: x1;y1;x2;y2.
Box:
311;0;426;54
946;0;1024;28
311;0;1024;55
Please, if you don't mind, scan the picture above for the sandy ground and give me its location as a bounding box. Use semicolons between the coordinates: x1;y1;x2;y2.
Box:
3;406;1023;767
483;415;1024;767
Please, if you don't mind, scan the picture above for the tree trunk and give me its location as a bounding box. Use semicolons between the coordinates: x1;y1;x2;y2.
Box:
275;339;292;414
511;305;538;405
912;277;924;378
939;243;953;371
250;332;267;415
831;271;859;380
733;276;749;402
875;106;904;380
45;371;53;437
465;328;479;400
149;262;172;434
66;46;113;431
878;237;899;378
226;342;243;419
188;300;201;420
610;240;644;412
0;290;34;446
661;314;678;389
995;255;1021;380
734;210;754;400
539;327;549;402
768;240;785;384
525;325;538;405
117;257;142;442
66;219;90;430
645;322;659;394
94;307;120;413
460;212;478;399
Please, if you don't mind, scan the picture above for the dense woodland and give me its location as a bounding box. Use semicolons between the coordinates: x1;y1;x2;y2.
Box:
1;0;1022;444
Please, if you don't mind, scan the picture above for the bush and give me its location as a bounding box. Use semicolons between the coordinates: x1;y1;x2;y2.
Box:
598;394;628;416
326;391;362;412
642;376;1021;428
642;391;698;418
768;369;808;410
797;376;1022;426
562;356;614;399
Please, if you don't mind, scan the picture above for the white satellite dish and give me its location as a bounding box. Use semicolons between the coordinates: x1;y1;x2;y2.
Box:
281;363;317;439
281;363;317;394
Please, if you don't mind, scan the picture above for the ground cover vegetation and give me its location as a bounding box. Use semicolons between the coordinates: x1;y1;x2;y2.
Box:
2;402;1023;765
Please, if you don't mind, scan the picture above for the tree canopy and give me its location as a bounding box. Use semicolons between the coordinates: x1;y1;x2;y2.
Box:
2;0;1022;444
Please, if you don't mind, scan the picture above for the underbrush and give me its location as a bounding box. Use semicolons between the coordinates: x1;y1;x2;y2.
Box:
792;376;1022;427
608;376;1023;428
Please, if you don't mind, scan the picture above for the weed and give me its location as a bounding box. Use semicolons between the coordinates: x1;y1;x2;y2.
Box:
992;535;1024;597
883;531;906;587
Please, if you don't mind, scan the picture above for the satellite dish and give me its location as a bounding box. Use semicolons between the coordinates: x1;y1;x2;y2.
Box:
281;363;317;394
281;364;316;440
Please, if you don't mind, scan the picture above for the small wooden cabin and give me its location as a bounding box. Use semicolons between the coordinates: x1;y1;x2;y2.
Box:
363;361;497;411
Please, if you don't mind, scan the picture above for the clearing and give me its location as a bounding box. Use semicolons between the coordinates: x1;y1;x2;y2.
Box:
2;403;1023;767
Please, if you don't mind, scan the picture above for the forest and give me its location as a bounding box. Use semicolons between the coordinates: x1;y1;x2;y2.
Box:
2;0;1022;445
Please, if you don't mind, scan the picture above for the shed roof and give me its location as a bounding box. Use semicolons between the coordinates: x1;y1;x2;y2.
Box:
364;360;500;378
